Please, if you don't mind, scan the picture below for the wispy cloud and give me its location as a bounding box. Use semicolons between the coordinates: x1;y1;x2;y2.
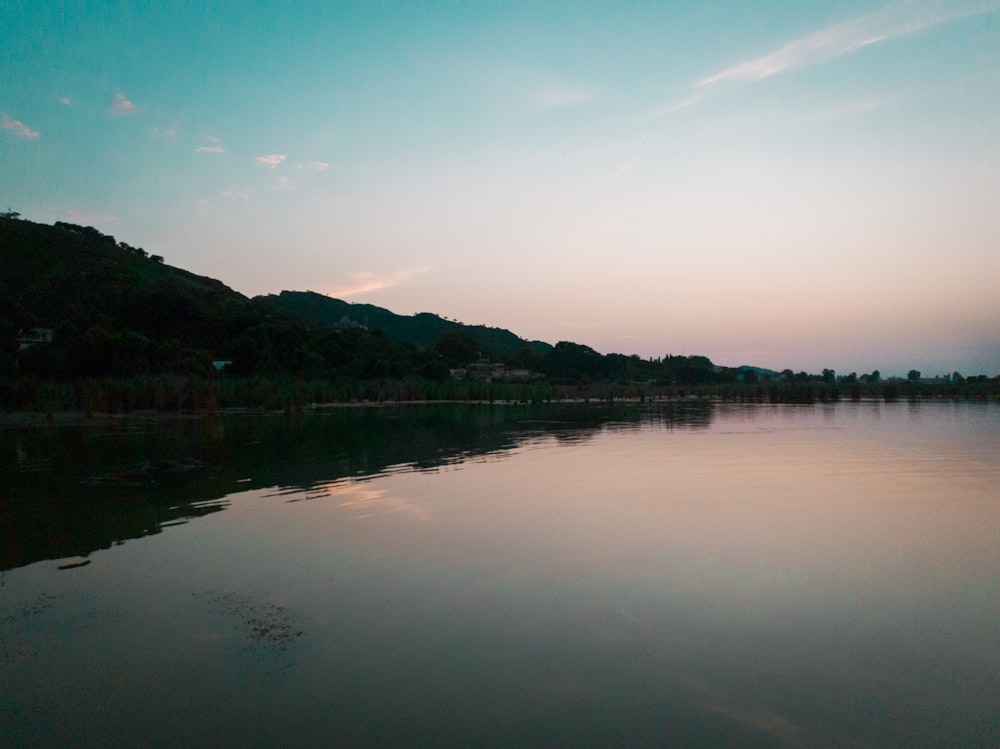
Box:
653;0;999;116
323;268;428;298
1;113;40;139
271;176;295;191
256;153;286;166
58;96;72;107
614;160;636;177
222;186;253;200
109;92;140;116
195;135;224;153
297;161;330;172
649;95;704;118
699;1;998;87
151;121;180;140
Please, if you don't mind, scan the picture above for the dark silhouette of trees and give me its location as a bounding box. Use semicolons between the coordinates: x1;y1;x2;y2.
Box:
4;218;998;412
434;331;479;367
545;341;604;383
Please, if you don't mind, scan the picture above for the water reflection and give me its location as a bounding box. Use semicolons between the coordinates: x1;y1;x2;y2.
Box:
1;401;997;748
1;402;715;570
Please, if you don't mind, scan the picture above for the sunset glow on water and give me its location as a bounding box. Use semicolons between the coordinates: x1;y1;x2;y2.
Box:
3;402;997;747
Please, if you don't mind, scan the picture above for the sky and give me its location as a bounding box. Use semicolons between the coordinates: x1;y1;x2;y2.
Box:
2;1;998;377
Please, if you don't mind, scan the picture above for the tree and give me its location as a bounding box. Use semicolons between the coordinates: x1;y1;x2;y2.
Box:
434;331;479;367
907;369;921;381
417;359;450;382
822;368;836;383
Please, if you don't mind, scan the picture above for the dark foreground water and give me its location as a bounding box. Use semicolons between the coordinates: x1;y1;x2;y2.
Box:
2;401;998;748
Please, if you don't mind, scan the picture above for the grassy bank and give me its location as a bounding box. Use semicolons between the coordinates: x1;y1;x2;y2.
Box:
2;375;997;415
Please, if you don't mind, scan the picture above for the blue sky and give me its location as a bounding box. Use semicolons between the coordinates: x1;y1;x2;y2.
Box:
3;1;998;376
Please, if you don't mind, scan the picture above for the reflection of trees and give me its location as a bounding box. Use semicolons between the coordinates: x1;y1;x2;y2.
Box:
1;491;228;573
1;402;717;570
639;401;715;430
2;418;239;571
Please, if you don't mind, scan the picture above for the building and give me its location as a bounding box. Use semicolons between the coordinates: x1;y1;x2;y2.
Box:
17;328;54;350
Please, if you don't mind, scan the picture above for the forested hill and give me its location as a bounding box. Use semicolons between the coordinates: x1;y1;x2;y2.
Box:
1;217;256;376
263;290;551;359
0;218;554;381
1;217;247;328
6;217;985;409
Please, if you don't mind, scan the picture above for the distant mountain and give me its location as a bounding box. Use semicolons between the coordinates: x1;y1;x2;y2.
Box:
262;290;552;360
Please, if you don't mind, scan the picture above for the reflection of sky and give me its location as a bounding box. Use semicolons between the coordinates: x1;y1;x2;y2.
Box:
220;403;1000;632
3;403;997;746
209;403;1000;744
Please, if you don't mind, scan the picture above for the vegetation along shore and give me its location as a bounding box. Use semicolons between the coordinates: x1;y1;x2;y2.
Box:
3;214;996;414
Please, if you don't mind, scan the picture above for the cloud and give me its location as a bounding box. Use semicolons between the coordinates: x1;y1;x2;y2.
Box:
109;92;140;116
59;96;72;107
151;121;181;140
614;160;636;177
699;1;999;87
256;153;286;166
271;176;295;191
1;113;40;139
222;186;253;200
649;95;704;118
195;135;224;153
322;268;428;298
297;161;330;171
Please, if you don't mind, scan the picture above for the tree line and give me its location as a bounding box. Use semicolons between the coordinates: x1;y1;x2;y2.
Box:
2;215;997;411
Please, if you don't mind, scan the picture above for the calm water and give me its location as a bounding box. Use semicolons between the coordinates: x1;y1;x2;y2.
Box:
2;401;998;748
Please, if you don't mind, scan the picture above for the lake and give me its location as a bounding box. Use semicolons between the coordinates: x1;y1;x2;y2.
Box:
2;400;998;748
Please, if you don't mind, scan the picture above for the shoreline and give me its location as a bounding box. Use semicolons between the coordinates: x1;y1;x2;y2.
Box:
2;395;994;428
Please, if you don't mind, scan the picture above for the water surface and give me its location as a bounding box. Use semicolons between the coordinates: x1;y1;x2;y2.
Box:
2;401;998;747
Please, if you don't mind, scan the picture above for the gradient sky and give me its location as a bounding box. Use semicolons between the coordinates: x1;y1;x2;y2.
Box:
3;1;998;376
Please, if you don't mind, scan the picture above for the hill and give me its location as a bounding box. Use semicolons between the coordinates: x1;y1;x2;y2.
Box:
0;218;553;384
7;216;987;409
262;290;551;360
1;218;259;376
